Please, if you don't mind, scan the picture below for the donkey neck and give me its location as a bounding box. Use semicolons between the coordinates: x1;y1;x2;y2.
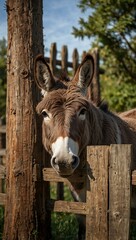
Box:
101;111;122;144
88;105;121;145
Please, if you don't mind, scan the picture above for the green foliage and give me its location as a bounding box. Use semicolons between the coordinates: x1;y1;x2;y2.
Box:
100;46;136;112
51;184;78;239
0;38;7;121
101;77;136;112
51;212;78;240
73;0;136;111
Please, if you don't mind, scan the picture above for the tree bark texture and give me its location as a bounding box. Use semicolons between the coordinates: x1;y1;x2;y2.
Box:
3;1;50;239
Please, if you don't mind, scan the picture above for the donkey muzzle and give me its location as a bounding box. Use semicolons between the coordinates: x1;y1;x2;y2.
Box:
51;154;79;176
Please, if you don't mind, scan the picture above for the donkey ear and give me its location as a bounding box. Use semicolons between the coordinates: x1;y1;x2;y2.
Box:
73;54;94;95
34;55;55;93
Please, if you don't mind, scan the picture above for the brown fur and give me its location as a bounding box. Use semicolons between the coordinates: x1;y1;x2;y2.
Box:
35;55;136;212
37;86;136;170
35;54;136;236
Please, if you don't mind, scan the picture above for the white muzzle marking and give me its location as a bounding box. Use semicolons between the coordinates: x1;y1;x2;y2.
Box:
51;137;79;160
51;137;79;174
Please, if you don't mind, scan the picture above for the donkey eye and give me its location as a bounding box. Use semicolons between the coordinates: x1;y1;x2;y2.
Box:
78;108;87;120
42;110;48;118
79;108;86;115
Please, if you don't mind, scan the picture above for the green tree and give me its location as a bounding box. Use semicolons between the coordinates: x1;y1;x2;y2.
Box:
73;0;136;111
0;38;7;121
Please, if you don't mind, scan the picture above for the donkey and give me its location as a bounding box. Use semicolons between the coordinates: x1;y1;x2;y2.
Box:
34;54;136;236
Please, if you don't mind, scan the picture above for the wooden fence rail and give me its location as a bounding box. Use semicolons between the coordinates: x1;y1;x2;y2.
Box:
40;145;135;240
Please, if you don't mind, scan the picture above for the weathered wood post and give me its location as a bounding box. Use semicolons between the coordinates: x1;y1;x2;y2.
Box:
86;145;131;240
3;0;50;239
72;48;79;75
50;42;57;75
61;45;68;73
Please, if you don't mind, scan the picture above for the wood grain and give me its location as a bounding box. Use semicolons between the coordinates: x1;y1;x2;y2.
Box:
109;144;131;240
86;146;109;240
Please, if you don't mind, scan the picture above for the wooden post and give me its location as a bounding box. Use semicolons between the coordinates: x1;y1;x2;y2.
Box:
50;42;57;75
86;146;109;240
3;0;50;239
109;145;131;240
61;45;68;73
72;48;79;75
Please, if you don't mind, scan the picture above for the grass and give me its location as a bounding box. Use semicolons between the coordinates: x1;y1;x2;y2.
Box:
51;212;78;240
50;183;79;239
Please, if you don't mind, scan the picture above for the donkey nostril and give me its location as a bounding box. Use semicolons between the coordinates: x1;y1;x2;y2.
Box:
71;155;79;169
51;157;57;166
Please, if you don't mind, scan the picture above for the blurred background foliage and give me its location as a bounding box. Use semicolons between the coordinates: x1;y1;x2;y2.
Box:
73;0;136;112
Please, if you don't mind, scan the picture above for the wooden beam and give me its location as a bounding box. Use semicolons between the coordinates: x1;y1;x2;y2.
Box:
0;125;6;133
0;165;6;179
0;193;6;205
47;199;88;215
86;146;109;240
44;56;104;74
42;168;86;183
0;149;6;156
109;144;131;240
40;166;136;185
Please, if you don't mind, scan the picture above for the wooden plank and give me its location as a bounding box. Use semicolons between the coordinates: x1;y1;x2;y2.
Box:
45;56;73;69
0;149;6;156
61;45;68;73
109;144;131;240
47;199;87;215
86;146;109;240
44;57;104;74
72;48;79;75
0;125;6;133
42;168;86;183
132;170;136;186
0;165;6;179
0;193;6;205
50;42;57;75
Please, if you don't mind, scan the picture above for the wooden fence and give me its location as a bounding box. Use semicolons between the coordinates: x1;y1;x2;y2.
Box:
36;144;136;239
0;122;136;239
1;44;136;239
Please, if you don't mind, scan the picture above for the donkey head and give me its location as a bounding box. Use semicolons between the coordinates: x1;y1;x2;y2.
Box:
35;54;94;176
